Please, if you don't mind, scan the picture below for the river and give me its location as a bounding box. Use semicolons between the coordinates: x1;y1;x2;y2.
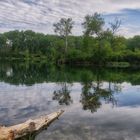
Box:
0;61;140;140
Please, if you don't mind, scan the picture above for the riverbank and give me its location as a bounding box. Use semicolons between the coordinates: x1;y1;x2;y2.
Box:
0;56;140;68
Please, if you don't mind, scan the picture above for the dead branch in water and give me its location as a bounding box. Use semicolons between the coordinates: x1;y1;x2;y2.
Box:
0;110;64;140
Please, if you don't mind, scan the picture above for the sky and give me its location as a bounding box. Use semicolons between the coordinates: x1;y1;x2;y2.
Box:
0;0;140;37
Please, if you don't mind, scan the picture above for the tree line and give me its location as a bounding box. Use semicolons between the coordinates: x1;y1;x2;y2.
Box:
0;13;140;66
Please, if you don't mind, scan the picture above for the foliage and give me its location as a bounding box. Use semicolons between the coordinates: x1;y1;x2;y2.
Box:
82;13;104;36
0;13;140;66
53;18;74;58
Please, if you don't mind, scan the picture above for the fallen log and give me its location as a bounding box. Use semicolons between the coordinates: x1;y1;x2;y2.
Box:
0;110;64;140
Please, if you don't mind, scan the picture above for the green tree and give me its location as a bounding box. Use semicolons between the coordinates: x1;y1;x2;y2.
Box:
82;14;123;65
127;35;140;52
0;34;6;48
53;18;74;55
82;13;105;36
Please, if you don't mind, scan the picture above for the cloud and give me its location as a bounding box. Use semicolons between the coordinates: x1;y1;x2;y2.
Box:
0;0;140;37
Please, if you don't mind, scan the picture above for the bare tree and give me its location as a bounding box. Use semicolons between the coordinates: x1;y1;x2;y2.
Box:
109;18;121;35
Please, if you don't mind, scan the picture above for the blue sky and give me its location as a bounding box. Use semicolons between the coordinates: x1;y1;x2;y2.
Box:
0;0;140;37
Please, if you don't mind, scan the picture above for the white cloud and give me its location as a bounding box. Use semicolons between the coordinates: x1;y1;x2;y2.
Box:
0;0;140;36
119;25;140;38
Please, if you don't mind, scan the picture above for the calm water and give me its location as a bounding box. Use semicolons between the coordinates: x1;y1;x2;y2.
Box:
0;61;140;140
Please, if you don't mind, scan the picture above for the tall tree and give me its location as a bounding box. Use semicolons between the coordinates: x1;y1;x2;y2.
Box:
82;13;108;64
82;13;105;37
82;13;123;65
53;18;74;54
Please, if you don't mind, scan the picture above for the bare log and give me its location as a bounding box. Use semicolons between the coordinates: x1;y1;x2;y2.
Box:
0;110;64;140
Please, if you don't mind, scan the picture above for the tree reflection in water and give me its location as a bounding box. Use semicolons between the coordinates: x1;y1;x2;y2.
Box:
17;133;36;140
80;83;117;113
80;82;100;113
52;82;73;106
80;70;118;113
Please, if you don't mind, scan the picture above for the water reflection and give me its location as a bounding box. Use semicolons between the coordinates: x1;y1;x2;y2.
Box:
80;79;118;113
0;60;140;85
53;82;73;105
0;61;140;140
17;134;36;140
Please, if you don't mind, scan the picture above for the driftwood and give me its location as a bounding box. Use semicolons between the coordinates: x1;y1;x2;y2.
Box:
0;110;64;140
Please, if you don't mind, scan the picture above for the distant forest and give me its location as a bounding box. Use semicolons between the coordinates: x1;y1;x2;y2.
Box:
0;13;140;66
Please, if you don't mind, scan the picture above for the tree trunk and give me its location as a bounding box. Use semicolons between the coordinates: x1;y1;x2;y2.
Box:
0;110;64;140
65;36;68;54
63;35;68;63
